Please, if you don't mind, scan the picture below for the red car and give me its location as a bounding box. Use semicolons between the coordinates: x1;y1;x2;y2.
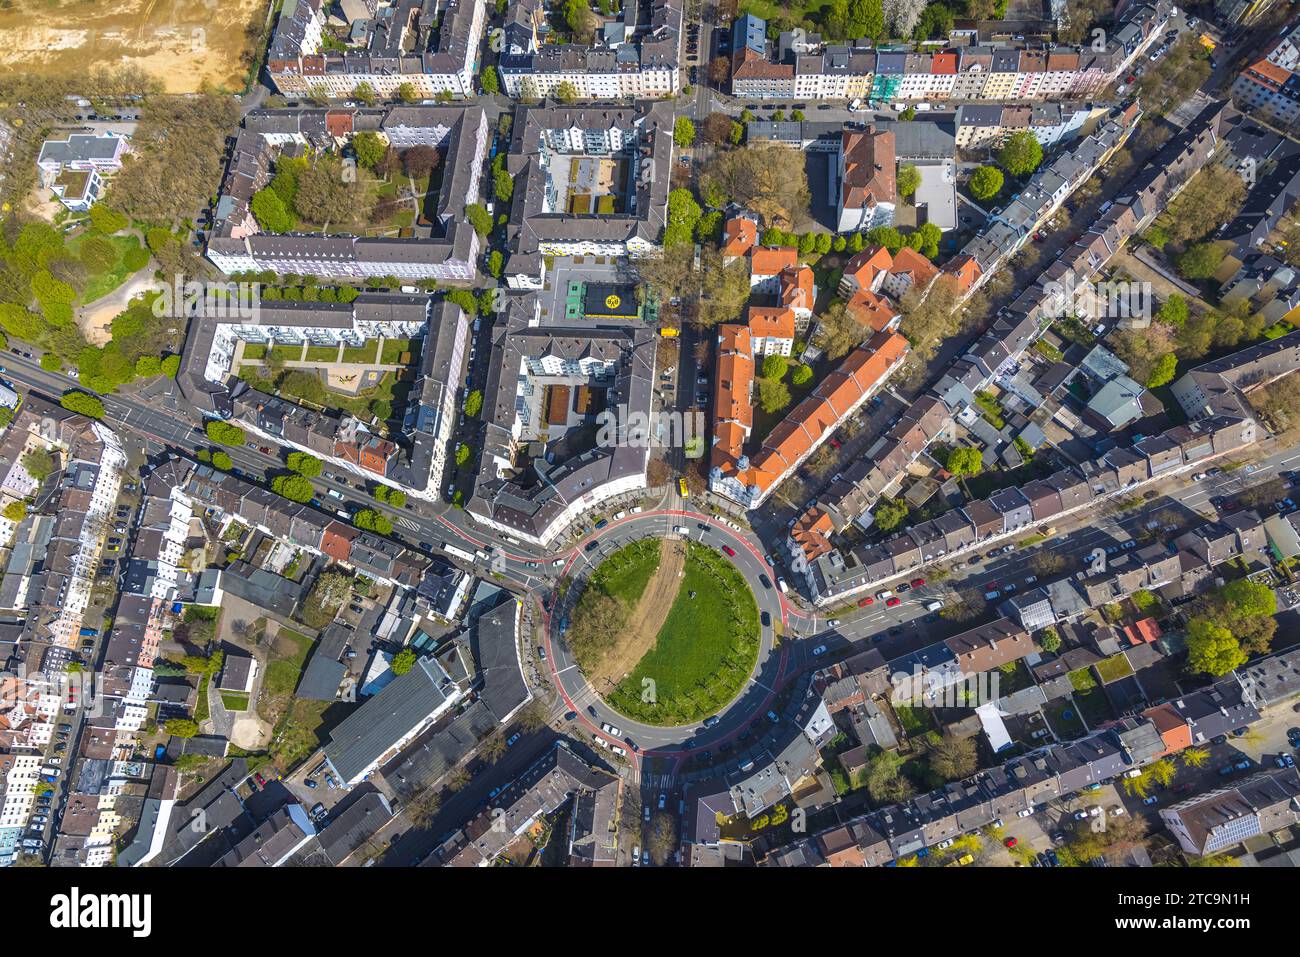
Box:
910;577;926;588
1004;837;1018;848
254;772;267;787
886;596;901;607
721;545;735;557
858;596;874;607
830;438;841;449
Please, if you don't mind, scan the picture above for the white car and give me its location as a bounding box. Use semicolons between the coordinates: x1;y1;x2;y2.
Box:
601;722;622;738
826;618;840;627
611;746;628;757
936;838;954;849
1017;808;1034;818
812;644;827;656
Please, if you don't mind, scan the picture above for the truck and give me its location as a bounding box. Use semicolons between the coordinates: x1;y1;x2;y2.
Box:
78;627;98;638
672;525;689;535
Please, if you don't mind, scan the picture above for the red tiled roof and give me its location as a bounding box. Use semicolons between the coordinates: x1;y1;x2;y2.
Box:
750;245;799;277
722;217;758;258
844;288;898;333
747;305;796;341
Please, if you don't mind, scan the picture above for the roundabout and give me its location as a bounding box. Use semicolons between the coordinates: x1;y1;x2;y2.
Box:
540;508;792;764
569;537;761;727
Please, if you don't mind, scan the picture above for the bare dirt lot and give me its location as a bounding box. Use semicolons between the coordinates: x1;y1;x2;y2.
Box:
0;0;267;93
588;539;686;692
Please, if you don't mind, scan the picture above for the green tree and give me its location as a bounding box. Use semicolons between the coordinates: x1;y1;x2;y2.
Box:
674;116;696;148
969;165;1004;201
353;508;394;535
251;188;294;233
210;451;233;471
271;473;315;503
1177;242;1223;280
897;163;920;200
60;391;104;419
480;65;500;95
997;131;1044;177
1040;627;1062;653
396;82;419;103
791;363;813;386
728;120;744;146
1185;618;1247;677
874;497;908;533
134;354;162;378
351;82;378;107
554;80;579;103
757;376;791;414
352;131;386;169
464;390;484;417
1156;294;1188;327
162;355;181;377
391;648;417;675
40;353;63;372
465;203;493;237
205;420;245;446
1146;353;1177;388
762;354;789;381
164;718;199;738
286;451;322;478
946;446;984;478
21;448;54;482
455;443;471;466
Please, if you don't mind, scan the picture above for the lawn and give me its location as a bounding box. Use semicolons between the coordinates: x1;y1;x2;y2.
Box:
605;542;759;726
263;627;313;697
1044;698;1086;739
342;343;379;363
380;338;415;365
305;345;342;362
587;538;660;606
221;691;250;711
328;371;405;421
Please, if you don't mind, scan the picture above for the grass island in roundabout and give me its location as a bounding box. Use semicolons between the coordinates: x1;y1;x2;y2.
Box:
565;537;762;726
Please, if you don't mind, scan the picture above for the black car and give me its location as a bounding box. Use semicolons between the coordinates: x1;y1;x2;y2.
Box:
587;704;598;716
585;540;600;552
1211;734;1228;745
760;611;771;627
759;573;772;589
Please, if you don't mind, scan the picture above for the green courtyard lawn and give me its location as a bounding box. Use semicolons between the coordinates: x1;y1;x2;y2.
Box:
342;343;379;363
220;691;250;712
380;338;415;365
605;542;760;726
305;344;342;362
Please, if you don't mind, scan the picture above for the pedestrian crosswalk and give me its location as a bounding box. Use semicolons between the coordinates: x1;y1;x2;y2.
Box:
396;516;420;532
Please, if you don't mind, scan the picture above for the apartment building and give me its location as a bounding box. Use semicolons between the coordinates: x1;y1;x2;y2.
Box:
206;105;487;282
265;0;485;100
730;3;1170;102
498;0;683;100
